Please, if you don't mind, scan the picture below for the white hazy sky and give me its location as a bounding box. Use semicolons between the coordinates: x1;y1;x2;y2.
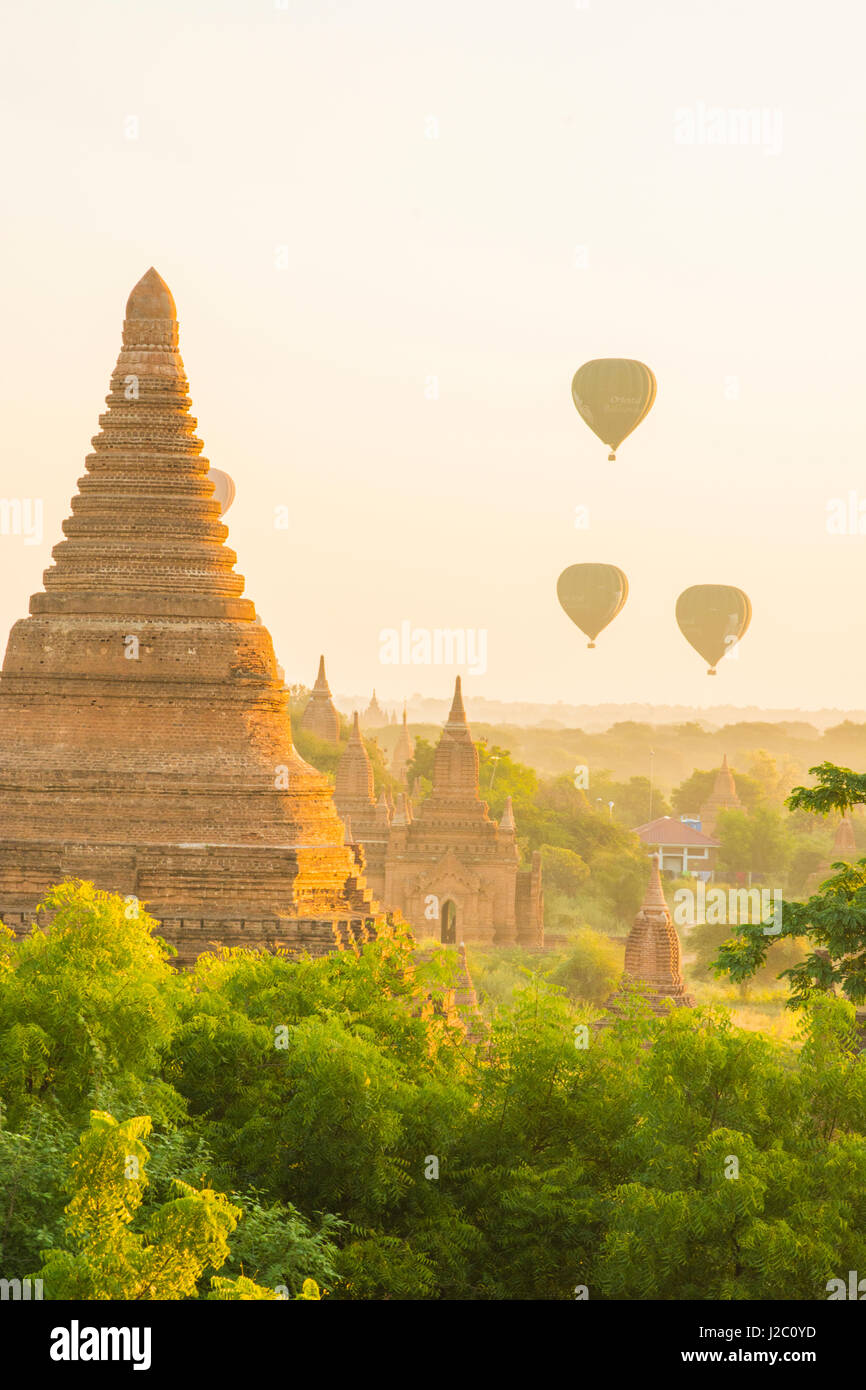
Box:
1;0;865;708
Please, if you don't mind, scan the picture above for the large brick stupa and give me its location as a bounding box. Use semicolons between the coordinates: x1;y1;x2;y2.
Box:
0;268;380;963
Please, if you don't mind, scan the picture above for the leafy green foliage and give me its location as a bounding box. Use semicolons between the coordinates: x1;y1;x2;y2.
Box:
540;845;590;896
715;806;792;880
589;772;671;826
713;862;866;1007
547;930;623;1006
789;762;866;817
713;761;866;1008
35;1111;275;1300
6;879;866;1300
0;881;181;1129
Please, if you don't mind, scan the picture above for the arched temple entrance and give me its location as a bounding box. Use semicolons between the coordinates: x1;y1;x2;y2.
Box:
440;898;457;944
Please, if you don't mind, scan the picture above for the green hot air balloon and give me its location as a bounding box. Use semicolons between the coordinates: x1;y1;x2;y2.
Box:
676;585;752;675
557;563;629;649
207;468;236;516
571;359;657;461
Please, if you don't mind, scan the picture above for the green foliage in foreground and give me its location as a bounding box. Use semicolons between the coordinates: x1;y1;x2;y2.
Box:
3;881;866;1299
714;761;866;1006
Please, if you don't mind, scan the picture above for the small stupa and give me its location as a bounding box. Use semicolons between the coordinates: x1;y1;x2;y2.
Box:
606;856;694;1017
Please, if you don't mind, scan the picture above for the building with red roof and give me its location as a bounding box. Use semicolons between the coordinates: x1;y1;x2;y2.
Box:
631;815;720;878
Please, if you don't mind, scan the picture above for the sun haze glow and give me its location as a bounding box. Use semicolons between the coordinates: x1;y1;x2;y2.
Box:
1;0;864;710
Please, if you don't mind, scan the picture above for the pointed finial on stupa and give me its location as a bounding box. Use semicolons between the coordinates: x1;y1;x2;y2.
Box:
349;711;363;743
125;267;176;322
499;795;516;833
643;852;668;911
315;654;328;688
447;676;467;728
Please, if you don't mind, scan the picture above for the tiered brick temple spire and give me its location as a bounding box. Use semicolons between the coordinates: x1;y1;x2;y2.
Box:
606;856;694;1017
299;655;340;743
335;713;376;822
0;268;381;962
380;677;543;946
700;754;742;835
391;706;414;784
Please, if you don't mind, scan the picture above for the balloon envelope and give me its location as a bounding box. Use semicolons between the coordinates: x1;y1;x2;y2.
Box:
676;585;752;674
207;468;236;516
557;563;629;648
571;359;657;459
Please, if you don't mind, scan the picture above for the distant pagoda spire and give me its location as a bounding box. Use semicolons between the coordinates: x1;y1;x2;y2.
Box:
361;689;386;728
499;796;516;833
391;704;414;784
299;655;340;743
805;812;860;894
833;813;857;857
700;754;742;835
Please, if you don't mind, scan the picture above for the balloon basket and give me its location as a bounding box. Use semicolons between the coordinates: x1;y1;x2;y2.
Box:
608;452;616;461
587;641;596;650
707;668;717;676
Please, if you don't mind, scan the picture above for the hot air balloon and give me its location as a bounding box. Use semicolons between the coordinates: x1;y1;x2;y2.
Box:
557;563;629;649
207;468;236;516
676;585;752;675
571;359;657;461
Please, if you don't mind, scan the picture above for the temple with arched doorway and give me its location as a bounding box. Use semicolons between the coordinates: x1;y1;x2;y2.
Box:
376;678;544;947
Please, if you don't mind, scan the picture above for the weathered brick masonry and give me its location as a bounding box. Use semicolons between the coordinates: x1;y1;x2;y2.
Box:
0;268;384;963
335;677;544;948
